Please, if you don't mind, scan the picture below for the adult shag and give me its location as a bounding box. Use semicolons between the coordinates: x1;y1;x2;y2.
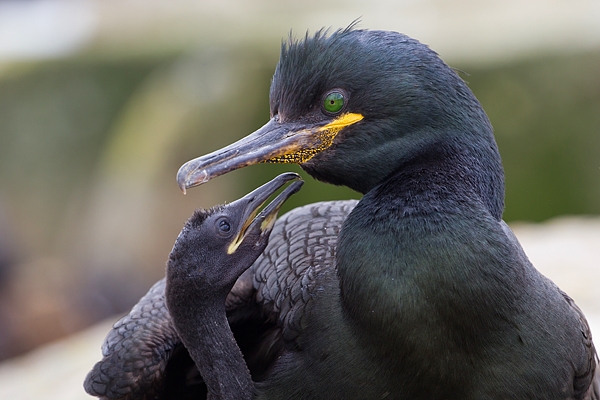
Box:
86;27;599;399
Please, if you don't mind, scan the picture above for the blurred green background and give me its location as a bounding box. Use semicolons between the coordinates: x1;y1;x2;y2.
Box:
0;0;598;363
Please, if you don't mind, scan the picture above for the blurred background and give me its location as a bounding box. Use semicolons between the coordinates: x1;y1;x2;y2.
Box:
0;0;598;398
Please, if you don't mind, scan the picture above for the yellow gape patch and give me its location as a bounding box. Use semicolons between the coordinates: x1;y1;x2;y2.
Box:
266;113;363;164
227;208;259;255
227;234;243;255
226;199;282;255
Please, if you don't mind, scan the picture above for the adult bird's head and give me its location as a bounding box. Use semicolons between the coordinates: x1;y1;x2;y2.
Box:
167;172;303;298
177;27;504;217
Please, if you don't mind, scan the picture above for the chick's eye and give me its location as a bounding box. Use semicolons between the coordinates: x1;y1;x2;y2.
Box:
218;218;231;233
323;91;345;114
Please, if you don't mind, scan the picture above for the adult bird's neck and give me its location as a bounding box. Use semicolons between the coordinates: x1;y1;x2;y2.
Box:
379;139;504;218
169;293;254;400
371;135;505;220
336;139;508;350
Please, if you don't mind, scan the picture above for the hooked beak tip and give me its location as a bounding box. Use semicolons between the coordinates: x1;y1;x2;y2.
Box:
177;162;211;194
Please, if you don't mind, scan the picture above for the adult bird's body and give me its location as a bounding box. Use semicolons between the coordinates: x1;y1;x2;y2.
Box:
86;27;598;399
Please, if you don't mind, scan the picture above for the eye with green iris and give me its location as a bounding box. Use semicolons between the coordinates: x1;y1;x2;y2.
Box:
323;91;345;114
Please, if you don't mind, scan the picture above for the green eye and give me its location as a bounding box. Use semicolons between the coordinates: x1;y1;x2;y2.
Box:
323;91;345;114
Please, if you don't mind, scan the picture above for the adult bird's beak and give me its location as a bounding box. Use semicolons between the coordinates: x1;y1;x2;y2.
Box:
227;172;303;254
177;113;363;193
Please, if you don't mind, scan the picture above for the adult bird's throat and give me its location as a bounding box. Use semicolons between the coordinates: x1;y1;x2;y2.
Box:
177;113;363;192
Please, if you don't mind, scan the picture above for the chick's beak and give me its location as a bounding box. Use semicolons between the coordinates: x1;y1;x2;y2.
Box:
227;172;303;255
